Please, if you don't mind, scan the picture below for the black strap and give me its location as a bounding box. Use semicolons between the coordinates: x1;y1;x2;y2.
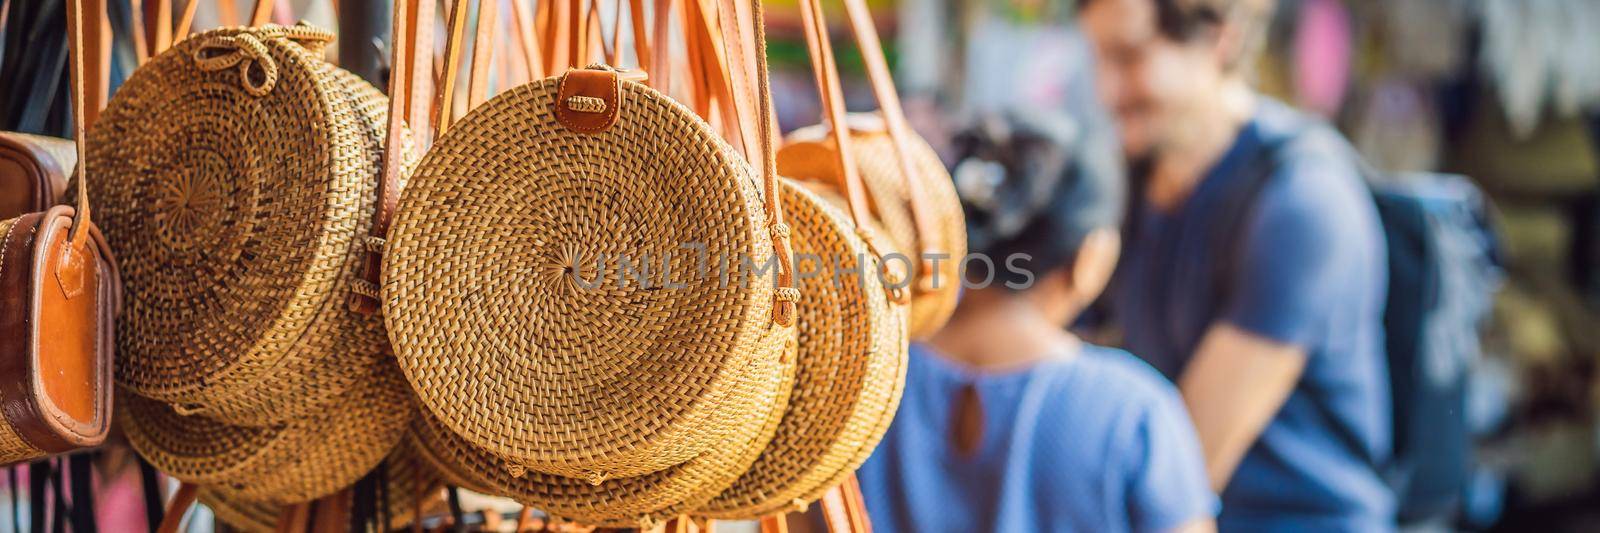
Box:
376;460;390;533
137;456;162;533
9;467;20;533
49;459;66;533
348;466;375;533
67;453;96;533
29;461;48;533
446;486;465;533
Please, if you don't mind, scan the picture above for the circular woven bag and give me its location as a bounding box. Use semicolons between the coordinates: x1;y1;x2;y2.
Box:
119;357;415;504
404;330;793;529
697;179;907;518
85;24;400;426
198;445;445;533
382;72;796;481
778;114;965;340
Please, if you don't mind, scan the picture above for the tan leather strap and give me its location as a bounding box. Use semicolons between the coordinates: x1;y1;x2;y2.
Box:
535;0;563;73
836;0;939;290
748;0;797;326
566;0;584;69
818;486;854;532
434;0;472;133
509;0;546;79
690;0;796;323
648;0;671;91
275;502;311;533
681;0;715;121
759;514;789;533
843;473;873;533
130;0;149;64
174;0;199;44
795;0;872;230
250;0;273;26
148;0;171;55
349;0;437;314
216;0;240;26
65;0;108;244
467;0;499;109
155;483;198;533
627;0;651;70
247;0;296;27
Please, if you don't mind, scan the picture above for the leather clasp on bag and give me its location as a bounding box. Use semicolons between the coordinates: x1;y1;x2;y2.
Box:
555;66;625;134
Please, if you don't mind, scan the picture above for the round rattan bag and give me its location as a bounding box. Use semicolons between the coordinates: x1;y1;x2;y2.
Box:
382;68;796;481
404;329;793;529
779;116;965;341
85;24;400;426
119;357;415;504
198;446;445;532
698;178;907;519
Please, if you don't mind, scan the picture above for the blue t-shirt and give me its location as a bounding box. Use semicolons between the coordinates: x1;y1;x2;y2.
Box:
857;343;1217;533
1113;98;1394;531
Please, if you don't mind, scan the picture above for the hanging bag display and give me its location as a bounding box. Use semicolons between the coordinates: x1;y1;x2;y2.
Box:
380;0;797;488
0;0;119;466
86;1;405;426
776;0;965;339
383;1;790;526
698;0;907;519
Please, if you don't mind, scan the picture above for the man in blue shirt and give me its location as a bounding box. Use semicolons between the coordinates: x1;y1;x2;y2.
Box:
1079;0;1394;531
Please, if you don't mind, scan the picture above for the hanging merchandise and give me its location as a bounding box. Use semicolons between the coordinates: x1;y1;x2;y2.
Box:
775;0;966;341
374;0;796;527
0;0;119;467
86;9;413;426
193;445;445;533
1480;0;1600;138
380;0;797;521
698;0;907;519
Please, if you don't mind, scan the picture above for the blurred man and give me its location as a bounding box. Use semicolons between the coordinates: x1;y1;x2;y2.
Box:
1079;0;1394;531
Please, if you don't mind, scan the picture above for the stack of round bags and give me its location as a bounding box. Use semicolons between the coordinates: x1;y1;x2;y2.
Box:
85;24;431;522
373;0;965;526
87;11;966;531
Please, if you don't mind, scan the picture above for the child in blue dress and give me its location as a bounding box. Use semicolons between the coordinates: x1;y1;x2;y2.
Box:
856;108;1217;533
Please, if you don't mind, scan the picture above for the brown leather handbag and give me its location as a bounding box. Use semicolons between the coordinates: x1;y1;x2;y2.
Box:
0;0;118;466
0;132;76;221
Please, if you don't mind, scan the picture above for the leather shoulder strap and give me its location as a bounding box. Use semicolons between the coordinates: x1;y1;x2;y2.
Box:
348;0;437;314
837;0;940;288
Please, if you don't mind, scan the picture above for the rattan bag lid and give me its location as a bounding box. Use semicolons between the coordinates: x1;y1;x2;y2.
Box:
382;73;795;480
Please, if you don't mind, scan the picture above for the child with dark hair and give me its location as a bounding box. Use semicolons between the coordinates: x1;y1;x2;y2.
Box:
855;82;1217;531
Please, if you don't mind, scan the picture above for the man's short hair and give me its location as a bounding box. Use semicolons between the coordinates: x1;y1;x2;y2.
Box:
1081;0;1276;72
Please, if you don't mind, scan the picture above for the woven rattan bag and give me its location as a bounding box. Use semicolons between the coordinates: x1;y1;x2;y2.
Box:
85;23;402;426
775;0;965;341
196;445;445;533
380;0;798;483
690;0;907;519
119;354;415;505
